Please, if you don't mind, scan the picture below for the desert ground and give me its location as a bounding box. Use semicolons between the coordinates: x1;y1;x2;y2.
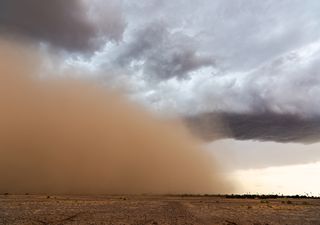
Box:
1;195;320;225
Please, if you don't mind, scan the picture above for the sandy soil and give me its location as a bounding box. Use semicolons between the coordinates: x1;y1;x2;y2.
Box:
1;195;320;225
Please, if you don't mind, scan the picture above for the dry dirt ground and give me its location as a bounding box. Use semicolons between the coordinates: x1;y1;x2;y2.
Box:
1;195;320;225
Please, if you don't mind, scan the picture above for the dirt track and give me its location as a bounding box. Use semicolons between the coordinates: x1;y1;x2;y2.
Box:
1;195;320;225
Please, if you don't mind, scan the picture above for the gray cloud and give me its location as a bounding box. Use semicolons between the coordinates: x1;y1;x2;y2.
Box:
113;22;215;80
185;112;320;143
0;0;125;52
113;0;320;117
58;0;320;142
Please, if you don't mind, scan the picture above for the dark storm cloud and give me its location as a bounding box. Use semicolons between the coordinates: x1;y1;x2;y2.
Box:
185;112;320;144
0;0;125;52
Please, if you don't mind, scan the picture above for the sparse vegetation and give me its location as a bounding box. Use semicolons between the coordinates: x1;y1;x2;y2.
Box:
1;195;319;224
167;194;320;200
224;194;319;200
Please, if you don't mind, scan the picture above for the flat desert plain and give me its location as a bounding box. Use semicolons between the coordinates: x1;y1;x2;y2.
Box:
1;195;320;225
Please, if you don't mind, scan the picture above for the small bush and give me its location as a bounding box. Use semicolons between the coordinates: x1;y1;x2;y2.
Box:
260;200;269;204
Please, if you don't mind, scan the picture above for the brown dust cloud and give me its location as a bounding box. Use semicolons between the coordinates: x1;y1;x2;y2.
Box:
0;39;232;195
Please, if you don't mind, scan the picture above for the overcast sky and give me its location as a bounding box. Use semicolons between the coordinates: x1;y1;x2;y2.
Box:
1;0;320;117
64;0;320;118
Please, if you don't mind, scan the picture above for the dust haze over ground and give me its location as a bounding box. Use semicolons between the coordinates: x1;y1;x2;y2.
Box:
0;39;231;195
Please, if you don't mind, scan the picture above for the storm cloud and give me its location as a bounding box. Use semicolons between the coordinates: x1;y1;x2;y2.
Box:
0;0;125;52
3;0;320;143
185;112;320;143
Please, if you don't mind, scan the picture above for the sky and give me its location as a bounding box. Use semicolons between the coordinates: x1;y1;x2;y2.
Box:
1;0;320;118
208;139;320;196
1;0;320;195
232;159;320;196
67;0;320;117
7;0;319;143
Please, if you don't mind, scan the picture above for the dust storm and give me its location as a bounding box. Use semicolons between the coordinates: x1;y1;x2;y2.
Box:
0;39;230;194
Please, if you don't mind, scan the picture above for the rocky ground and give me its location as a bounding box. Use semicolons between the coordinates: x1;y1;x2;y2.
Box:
1;195;320;225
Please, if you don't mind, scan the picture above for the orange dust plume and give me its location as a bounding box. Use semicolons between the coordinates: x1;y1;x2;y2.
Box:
0;39;232;194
